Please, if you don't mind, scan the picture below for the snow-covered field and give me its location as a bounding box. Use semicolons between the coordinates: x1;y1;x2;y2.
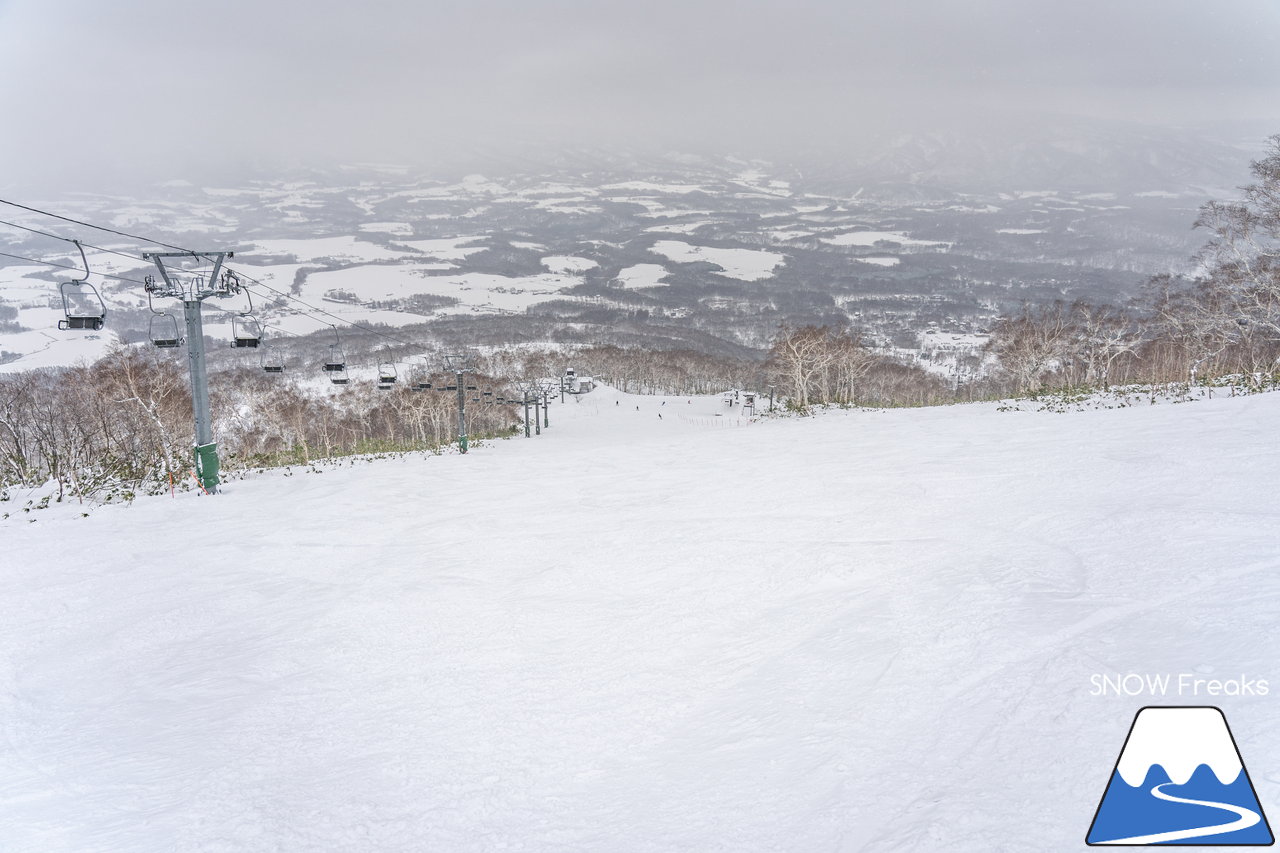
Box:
251;237;409;263
821;230;949;249
612;263;671;289
541;256;598;275
0;327;118;374
358;222;414;236
298;266;573;317
649;240;786;281
3;386;1278;851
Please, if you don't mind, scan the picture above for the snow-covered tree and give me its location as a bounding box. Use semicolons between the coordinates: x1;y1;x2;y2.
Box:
1174;136;1280;382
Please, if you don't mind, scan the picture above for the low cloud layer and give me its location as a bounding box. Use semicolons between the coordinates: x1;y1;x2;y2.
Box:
2;0;1277;188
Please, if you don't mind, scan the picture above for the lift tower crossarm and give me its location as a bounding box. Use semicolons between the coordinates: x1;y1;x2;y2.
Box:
143;252;232;299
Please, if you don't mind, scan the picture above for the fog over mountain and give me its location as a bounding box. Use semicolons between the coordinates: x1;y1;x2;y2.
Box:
1;0;1277;375
1;0;1277;191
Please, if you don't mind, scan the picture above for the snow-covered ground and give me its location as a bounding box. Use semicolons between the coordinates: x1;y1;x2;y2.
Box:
358;222;415;236
821;230;949;249
612;263;671;289
250;237;409;263
3;387;1279;851
392;237;489;261
541;255;598;274
601;181;705;194
766;229;815;241
0;326;118;374
643;220;714;235
649;240;785;281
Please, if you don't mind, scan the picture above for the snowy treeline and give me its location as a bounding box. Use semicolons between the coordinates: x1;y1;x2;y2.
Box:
986;139;1280;394
770;139;1280;403
984;292;1279;395
476;345;759;396
764;325;952;409
0;348;519;503
559;346;756;395
0;348;191;502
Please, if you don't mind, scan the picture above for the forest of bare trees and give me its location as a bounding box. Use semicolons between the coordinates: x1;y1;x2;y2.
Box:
474;345;758;396
762;139;1280;407
0;349;520;504
984;137;1280;394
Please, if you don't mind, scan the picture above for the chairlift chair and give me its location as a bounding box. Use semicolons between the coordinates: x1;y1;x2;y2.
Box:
232;314;263;348
405;358;431;391
330;366;350;386
377;362;397;390
324;347;345;372
324;346;346;373
58;281;107;330
56;241;106;331
261;349;285;374
148;312;182;348
323;327;346;373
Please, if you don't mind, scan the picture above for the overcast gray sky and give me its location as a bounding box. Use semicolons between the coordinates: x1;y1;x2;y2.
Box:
2;0;1278;186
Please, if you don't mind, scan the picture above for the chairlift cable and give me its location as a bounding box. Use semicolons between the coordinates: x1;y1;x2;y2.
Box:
0;250;150;285
232;278;424;349
0;217;149;264
0;197;200;255
0;197;426;349
0;197;438;354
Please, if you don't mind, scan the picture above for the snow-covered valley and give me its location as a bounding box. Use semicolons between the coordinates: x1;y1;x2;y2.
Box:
0;135;1245;374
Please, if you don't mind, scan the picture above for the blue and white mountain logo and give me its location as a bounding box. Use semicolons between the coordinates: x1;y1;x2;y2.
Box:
1087;706;1274;845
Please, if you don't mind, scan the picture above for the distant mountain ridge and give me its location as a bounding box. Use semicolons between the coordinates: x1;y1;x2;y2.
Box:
794;118;1264;196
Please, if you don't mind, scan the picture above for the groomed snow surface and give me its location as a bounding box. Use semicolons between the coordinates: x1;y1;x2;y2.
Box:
3;388;1279;851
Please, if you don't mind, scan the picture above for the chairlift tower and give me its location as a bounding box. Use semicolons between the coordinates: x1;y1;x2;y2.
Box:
443;352;474;453
143;251;235;494
539;381;556;429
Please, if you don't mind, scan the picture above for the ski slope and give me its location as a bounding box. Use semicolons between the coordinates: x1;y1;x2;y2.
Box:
3;387;1279;851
